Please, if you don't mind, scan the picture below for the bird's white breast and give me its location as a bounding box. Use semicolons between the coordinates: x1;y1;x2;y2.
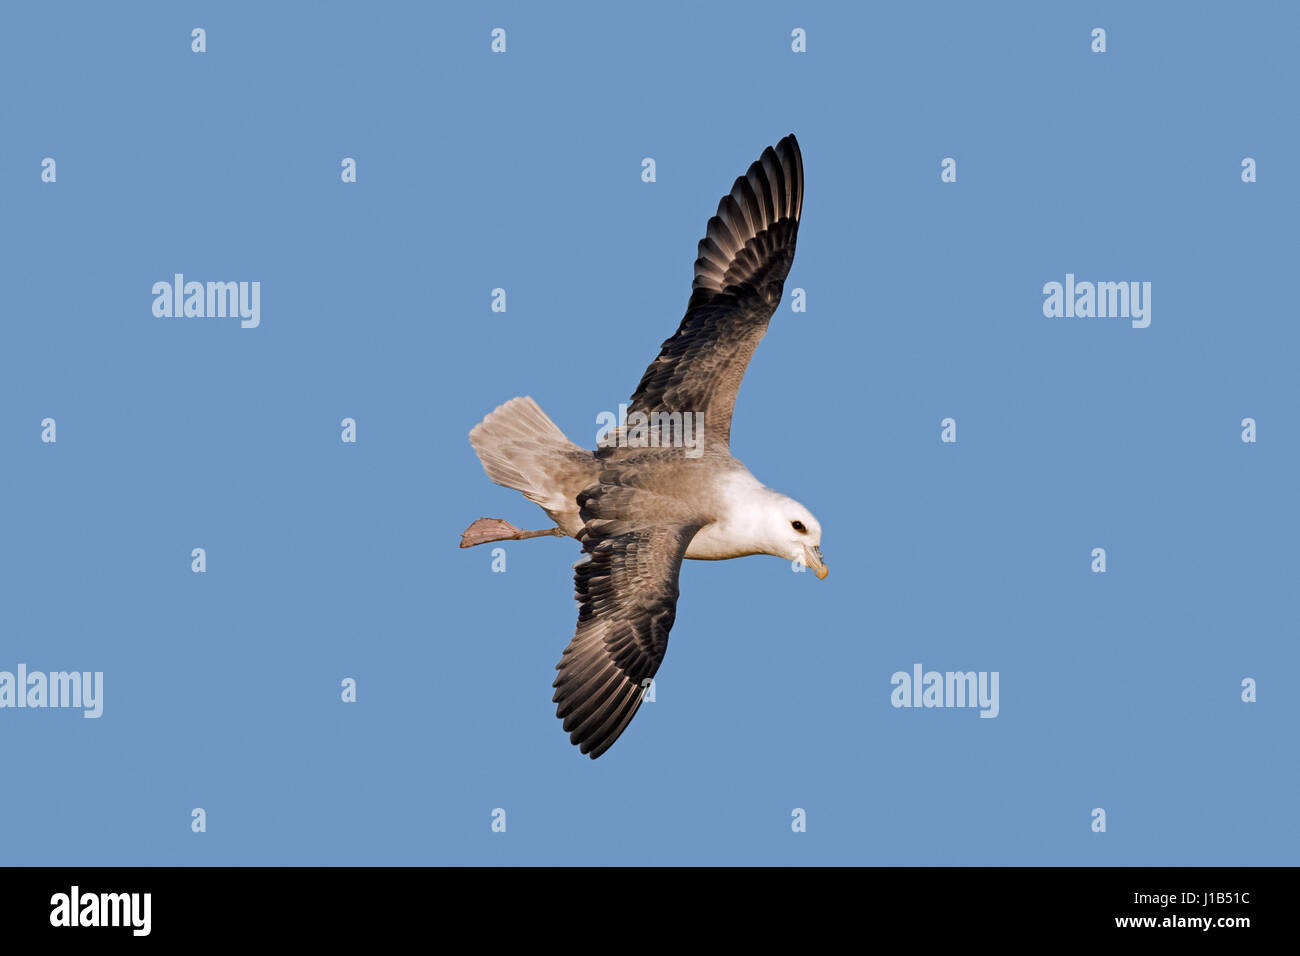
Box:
683;471;773;561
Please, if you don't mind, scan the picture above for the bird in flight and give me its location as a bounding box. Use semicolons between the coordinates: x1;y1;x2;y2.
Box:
463;134;825;758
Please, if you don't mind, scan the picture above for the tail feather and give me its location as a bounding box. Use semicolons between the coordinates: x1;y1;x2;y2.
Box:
469;397;583;513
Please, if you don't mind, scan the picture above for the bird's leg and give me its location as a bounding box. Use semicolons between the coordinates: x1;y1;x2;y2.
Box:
459;517;566;548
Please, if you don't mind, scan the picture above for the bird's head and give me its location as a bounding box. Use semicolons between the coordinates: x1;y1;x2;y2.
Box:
762;495;827;579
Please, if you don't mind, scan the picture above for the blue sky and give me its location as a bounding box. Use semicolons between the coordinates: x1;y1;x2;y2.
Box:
0;1;1295;865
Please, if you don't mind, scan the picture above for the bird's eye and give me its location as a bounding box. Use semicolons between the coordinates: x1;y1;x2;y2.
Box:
791;520;806;533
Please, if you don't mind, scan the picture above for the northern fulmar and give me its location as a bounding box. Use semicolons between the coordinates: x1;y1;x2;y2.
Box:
462;134;826;758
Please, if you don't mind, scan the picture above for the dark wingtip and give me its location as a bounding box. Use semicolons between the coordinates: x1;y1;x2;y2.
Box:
774;133;803;221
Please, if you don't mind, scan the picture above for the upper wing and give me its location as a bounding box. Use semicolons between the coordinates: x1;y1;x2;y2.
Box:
552;485;705;759
624;133;804;453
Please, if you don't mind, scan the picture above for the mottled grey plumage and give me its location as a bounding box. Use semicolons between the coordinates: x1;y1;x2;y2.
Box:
622;134;804;455
467;134;821;760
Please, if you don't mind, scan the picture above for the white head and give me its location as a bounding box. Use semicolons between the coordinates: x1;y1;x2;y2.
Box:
758;492;828;579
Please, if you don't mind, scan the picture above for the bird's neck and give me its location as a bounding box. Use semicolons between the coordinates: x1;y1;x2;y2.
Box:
684;475;779;561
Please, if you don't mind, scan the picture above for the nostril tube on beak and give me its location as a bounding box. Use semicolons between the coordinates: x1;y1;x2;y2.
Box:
803;544;829;579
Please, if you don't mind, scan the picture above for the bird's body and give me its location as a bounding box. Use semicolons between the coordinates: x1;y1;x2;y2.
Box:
464;134;826;758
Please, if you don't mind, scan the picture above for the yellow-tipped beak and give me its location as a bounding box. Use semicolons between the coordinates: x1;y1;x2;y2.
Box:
804;545;829;580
